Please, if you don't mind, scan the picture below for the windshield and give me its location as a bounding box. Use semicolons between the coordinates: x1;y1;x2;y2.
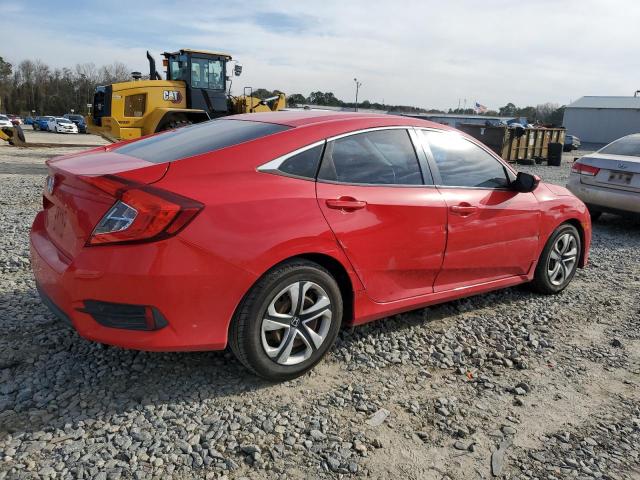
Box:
190;58;225;90
599;136;640;157
67;115;83;121
58;119;72;124
0;115;8;120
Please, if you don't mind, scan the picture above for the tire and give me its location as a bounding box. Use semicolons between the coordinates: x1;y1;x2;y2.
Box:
531;224;581;294
229;259;343;381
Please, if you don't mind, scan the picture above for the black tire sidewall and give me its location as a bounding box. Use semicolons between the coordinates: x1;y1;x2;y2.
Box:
535;224;581;293
239;264;343;380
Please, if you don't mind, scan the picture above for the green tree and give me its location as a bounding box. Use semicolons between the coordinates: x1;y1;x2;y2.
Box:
287;93;306;106
499;102;517;116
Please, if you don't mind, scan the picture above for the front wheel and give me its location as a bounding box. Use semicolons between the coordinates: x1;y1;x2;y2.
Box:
229;260;343;381
531;224;581;294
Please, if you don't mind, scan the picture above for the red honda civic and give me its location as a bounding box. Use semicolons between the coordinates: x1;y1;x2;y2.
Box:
30;111;591;380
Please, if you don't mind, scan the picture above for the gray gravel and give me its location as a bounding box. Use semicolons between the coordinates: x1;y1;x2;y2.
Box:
1;148;639;479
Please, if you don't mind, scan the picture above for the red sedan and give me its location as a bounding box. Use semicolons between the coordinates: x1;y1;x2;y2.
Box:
30;112;591;380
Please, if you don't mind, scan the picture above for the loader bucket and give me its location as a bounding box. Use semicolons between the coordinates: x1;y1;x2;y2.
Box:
0;125;27;146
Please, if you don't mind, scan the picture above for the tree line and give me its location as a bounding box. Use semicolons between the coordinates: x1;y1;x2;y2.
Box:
0;56;130;116
0;56;565;126
254;89;565;126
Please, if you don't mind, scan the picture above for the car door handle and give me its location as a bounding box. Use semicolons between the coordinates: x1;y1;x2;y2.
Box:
450;204;478;216
326;197;367;211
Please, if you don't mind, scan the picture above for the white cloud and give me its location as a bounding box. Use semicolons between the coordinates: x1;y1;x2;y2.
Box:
4;0;639;110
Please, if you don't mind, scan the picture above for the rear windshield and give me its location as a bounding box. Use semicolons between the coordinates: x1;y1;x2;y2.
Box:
599;136;640;156
115;119;290;163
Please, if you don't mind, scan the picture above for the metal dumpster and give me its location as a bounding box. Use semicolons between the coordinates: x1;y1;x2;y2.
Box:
458;124;566;163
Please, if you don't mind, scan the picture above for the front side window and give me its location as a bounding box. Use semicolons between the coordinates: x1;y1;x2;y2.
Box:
191;58;225;90
318;129;424;185
420;130;510;188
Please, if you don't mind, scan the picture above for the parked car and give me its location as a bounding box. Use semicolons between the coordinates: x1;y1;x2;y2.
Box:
6;114;23;125
567;133;640;220
31;112;591;380
564;134;581;152
34;116;54;131
63;114;87;133
47;117;78;134
24;116;35;125
0;114;13;129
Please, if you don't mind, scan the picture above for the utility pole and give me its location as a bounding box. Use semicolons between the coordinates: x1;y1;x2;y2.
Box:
353;78;362;112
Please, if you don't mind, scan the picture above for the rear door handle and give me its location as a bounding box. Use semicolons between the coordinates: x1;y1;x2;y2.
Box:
326;197;367;211
450;204;478;216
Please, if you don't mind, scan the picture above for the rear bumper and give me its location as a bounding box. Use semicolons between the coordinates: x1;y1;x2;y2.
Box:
30;211;256;351
567;175;640;214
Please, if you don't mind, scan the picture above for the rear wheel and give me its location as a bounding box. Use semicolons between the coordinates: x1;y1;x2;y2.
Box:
531;224;581;294
229;260;343;381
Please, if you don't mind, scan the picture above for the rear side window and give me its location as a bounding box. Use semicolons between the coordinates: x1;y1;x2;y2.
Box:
318;129;424;185
599;136;640;156
278;144;324;179
420;130;510;188
115;119;290;163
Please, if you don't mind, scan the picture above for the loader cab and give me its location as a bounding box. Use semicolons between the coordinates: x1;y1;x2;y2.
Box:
164;49;232;117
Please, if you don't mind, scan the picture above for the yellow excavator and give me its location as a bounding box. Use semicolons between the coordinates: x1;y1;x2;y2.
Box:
87;49;286;142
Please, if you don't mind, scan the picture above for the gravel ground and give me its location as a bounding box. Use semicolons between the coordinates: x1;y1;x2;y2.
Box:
0;143;639;480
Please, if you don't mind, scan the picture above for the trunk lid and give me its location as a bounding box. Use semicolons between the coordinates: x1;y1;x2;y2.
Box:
578;154;640;193
44;151;169;258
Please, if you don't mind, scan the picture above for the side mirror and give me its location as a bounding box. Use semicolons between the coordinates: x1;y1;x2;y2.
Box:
511;172;540;193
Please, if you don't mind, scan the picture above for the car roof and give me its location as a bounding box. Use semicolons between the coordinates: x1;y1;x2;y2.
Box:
224;110;452;131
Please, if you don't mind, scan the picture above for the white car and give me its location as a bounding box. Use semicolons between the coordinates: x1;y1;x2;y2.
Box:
0;114;13;128
47;117;78;134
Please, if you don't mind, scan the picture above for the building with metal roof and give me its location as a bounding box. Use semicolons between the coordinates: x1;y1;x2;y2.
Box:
563;96;640;145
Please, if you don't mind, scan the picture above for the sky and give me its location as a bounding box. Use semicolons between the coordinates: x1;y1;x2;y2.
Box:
1;0;638;111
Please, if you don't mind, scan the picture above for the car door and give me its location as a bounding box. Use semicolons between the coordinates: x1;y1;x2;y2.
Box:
315;128;448;302
416;129;541;292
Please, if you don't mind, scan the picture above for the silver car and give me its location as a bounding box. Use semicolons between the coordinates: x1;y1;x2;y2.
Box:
567;134;640;219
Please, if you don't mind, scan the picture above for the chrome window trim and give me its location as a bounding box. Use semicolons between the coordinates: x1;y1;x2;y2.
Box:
256;140;326;181
317;126;427;187
257;126;420;183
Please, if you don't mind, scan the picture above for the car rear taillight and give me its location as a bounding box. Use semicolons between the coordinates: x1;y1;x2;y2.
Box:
83;175;203;246
571;161;600;176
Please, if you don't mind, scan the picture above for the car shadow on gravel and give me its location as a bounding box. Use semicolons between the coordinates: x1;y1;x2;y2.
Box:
2;211;638;440
0;280;536;440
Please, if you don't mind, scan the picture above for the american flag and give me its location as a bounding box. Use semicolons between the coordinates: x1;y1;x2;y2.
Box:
475;102;488;114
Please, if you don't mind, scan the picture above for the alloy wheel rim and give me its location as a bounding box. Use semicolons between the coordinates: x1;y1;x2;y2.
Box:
261;281;332;366
547;233;578;286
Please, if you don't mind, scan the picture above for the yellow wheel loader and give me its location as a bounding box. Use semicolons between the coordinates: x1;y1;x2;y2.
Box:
88;49;286;142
